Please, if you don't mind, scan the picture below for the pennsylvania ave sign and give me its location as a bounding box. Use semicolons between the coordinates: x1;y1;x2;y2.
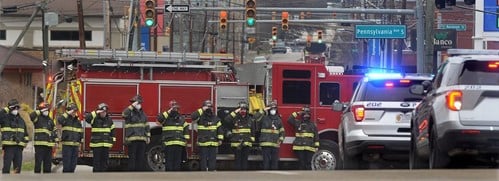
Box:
355;25;407;39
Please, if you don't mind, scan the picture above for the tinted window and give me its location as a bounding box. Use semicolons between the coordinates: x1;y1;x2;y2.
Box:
458;60;499;85
358;79;425;102
283;70;311;79
0;30;5;40
283;80;310;104
319;83;340;105
51;30;92;41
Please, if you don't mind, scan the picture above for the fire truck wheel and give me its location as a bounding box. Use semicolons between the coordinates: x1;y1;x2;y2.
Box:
311;140;341;170
186;160;200;171
145;136;165;171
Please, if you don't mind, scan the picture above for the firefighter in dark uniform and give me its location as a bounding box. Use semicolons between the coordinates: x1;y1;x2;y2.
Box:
255;100;285;170
29;102;58;173
191;100;223;171
85;103;115;172
122;95;150;171
57;103;83;173
288;105;319;170
158;100;189;171
224;101;255;171
0;99;29;174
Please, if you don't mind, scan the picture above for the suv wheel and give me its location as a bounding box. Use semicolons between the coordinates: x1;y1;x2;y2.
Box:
429;128;449;169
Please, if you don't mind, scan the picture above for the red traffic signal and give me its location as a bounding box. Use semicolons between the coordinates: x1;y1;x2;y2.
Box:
220;11;228;30
281;12;289;31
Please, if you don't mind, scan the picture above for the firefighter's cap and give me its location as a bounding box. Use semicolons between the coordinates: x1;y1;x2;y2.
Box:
97;103;109;111
7;99;20;109
203;100;212;107
169;100;179;108
66;103;78;111
238;101;249;110
270;100;278;108
302;105;311;113
130;95;143;103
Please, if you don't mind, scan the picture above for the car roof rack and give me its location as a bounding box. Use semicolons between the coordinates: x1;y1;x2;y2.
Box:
447;49;499;56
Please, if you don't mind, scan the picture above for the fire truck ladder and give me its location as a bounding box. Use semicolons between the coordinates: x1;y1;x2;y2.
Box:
56;49;235;70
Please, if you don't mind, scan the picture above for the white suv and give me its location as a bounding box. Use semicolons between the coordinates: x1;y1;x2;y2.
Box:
333;72;432;169
410;49;499;169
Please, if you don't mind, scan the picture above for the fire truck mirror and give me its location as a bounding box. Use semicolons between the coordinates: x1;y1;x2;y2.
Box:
332;100;344;112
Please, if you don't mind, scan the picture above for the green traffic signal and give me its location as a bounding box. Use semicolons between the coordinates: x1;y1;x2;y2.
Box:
246;17;255;27
318;39;323;44
145;18;155;27
272;35;277;40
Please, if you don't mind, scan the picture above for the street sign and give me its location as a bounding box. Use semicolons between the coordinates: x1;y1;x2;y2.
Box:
438;24;466;31
165;4;190;13
355;25;407;39
246;27;256;34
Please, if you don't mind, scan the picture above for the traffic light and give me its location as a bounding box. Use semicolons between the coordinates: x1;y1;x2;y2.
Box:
144;0;156;27
272;26;277;40
317;30;323;43
306;35;311;47
281;11;289;31
245;0;256;27
219;11;228;30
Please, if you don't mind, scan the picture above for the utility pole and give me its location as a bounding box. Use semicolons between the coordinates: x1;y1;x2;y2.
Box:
201;2;207;53
416;0;425;73
103;0;111;49
41;2;49;97
77;0;86;49
188;0;193;52
424;0;435;73
396;0;407;67
225;0;231;53
169;0;174;52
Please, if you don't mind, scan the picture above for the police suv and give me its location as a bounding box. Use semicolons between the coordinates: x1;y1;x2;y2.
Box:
333;72;432;169
410;49;499;169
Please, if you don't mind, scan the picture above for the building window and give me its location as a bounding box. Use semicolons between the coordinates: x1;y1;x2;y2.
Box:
282;80;310;104
50;30;92;41
0;30;6;40
319;83;340;106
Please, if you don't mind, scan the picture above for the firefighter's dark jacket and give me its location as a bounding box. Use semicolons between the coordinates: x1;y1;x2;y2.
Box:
191;109;223;147
0;107;29;147
85;111;115;148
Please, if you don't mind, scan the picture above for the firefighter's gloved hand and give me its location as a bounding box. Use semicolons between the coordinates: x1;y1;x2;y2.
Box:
96;110;104;114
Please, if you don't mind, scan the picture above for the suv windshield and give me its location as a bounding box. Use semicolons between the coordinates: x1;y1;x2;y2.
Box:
357;79;425;102
458;60;499;85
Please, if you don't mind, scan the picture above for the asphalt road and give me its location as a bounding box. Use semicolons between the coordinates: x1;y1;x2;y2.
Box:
0;169;498;181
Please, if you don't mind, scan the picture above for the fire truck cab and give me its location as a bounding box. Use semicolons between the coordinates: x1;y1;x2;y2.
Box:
48;49;361;171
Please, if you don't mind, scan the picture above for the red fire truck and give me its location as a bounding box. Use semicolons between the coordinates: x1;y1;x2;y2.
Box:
46;49;362;171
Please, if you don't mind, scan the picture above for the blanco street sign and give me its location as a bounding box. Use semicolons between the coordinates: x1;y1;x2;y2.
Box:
165;4;190;13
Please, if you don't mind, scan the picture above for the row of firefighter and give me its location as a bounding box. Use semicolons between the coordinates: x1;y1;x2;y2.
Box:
0;95;319;173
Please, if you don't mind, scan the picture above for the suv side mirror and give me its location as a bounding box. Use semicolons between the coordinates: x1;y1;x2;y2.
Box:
410;84;425;95
332;100;345;112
